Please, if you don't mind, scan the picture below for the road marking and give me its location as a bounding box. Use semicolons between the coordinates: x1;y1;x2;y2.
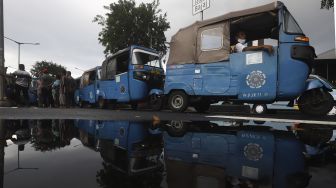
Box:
207;115;336;126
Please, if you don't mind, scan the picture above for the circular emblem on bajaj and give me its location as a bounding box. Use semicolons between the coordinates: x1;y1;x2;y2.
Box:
246;70;266;89
244;143;264;161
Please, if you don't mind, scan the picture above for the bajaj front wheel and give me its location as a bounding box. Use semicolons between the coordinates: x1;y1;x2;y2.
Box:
298;89;334;116
168;91;189;112
97;97;106;109
149;94;163;111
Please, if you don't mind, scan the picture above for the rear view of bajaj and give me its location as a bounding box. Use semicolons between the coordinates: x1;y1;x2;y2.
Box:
99;45;165;110
164;1;333;115
76;66;101;107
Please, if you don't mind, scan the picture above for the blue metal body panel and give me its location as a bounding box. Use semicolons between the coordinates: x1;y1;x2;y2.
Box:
164;128;306;188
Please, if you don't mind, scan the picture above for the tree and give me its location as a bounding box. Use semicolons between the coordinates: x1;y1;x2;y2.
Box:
321;0;334;9
30;60;66;78
93;0;170;55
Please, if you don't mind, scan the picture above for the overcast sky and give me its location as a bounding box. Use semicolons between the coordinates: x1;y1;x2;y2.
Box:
3;0;335;77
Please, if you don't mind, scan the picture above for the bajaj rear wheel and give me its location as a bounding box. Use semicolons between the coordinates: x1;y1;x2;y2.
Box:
168;91;189;112
298;89;334;116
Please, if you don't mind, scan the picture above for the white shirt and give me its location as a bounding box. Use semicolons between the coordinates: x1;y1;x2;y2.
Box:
13;70;31;87
235;42;247;53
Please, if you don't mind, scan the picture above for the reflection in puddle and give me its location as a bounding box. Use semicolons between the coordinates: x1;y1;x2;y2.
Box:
0;119;335;188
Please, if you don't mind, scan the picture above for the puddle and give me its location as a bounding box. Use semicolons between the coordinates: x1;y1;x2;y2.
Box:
0;119;335;188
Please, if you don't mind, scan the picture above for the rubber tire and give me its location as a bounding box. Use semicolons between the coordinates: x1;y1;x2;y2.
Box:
149;94;163;111
97;98;106;109
194;101;211;113
168;91;189;112
298;89;334;116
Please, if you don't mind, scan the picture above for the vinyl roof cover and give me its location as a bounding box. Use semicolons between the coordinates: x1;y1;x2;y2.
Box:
167;1;283;65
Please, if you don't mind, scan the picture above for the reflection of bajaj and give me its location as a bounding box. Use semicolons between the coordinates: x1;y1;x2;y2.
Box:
97;45;165;110
164;1;333;115
163;122;310;188
75;120;163;175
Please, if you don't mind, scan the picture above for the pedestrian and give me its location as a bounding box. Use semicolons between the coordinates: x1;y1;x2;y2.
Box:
38;69;53;107
59;70;67;108
65;71;76;107
12;64;31;106
52;74;61;107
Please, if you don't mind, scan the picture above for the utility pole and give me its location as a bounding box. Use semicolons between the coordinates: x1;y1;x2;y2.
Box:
0;120;5;188
0;0;7;106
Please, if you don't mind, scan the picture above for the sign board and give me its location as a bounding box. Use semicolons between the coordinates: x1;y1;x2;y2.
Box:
192;0;210;15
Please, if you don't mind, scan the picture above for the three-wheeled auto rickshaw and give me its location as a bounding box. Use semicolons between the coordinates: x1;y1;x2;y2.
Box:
164;1;334;115
97;45;165;110
76;66;101;107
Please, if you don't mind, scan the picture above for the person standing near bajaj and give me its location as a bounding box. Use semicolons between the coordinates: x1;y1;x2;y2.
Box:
12;64;31;106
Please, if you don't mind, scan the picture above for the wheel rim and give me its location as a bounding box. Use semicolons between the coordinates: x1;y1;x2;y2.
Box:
255;105;265;114
171;95;183;109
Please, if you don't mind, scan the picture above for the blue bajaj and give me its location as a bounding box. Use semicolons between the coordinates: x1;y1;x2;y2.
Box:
164;1;333;115
98;46;165;110
76;66;101;107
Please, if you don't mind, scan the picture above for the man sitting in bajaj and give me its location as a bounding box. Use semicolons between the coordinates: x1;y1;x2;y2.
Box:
235;31;274;55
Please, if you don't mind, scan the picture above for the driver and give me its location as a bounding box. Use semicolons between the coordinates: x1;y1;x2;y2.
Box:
235;31;274;55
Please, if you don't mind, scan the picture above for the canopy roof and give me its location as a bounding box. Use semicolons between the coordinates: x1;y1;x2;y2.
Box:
168;1;284;65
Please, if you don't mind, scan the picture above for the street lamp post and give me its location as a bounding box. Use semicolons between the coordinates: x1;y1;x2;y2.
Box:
4;37;39;69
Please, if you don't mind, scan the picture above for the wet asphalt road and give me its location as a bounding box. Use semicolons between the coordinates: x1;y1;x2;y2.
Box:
0;106;335;123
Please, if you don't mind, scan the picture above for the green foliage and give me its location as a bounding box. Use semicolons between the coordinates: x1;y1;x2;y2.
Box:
30;60;66;78
93;0;170;55
321;0;334;9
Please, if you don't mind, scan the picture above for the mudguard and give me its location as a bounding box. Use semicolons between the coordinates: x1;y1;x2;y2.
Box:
164;83;195;95
149;89;164;96
305;79;333;92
